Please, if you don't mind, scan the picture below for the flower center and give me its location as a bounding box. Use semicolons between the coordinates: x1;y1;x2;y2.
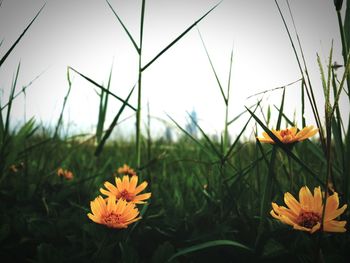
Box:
297;211;321;229
119;190;134;202
104;213;122;227
280;129;293;138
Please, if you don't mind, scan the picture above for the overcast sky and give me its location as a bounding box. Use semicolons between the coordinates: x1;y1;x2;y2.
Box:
0;0;348;138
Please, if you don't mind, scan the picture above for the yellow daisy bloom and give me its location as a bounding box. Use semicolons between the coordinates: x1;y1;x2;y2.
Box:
257;125;318;144
271;186;347;233
57;168;74;180
117;164;137;177
100;175;151;204
87;196;141;229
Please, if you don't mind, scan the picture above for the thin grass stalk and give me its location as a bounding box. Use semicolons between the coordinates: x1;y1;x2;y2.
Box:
0;5;45;68
96;65;112;143
331;69;346;198
301;79;306;127
136;0;146;168
335;6;350;98
54;67;72;138
287;0;325;152
146;101;151;179
277;0;326;153
254;88;286;255
4;63;20;138
224;48;234;154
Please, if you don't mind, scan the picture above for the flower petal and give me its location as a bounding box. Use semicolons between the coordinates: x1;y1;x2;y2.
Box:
325;204;347;221
284;192;301;216
299;186;313;210
323;220;347;233
134;181;148;195
129;175;138;192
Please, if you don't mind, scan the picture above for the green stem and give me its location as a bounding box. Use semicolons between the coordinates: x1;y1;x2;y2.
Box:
136;0;146;167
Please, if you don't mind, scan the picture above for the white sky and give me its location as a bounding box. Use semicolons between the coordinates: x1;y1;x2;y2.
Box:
0;0;348;139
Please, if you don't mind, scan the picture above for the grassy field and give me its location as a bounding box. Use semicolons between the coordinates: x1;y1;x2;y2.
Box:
1;0;350;262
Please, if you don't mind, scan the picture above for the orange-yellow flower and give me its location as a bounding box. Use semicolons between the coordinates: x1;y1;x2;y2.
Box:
271;186;347;233
57;168;74;180
117;164;137;177
87;196;141;229
100;175;151;204
257;126;318;144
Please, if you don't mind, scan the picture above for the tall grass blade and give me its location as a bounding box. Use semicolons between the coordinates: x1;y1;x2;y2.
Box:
255;88;285;254
0;4;45;68
141;1;221;72
278;0;325;152
95;85;135;156
68;66;136;111
135;0;146;167
54;67;72;138
96;65;113;143
4;63;20;136
106;0;140;53
197;29;226;104
167;240;252;262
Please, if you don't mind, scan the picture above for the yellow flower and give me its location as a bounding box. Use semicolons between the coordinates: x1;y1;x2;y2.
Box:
271;186;347;233
87;196;141;229
257;125;318;144
117;164;137;177
100;175;151;204
57;168;74;180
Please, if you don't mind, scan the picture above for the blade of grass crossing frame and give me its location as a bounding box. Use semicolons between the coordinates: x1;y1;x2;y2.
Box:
167;240;252;262
254;88;285;254
95;85;135;156
301;79;306;127
279;0;325;152
96;65;112;143
197;28;226;104
106;0;140;54
223;47;234;152
54;67;72;138
4;63;20;137
135;0;146;167
141;1;222;72
0;5;45;68
68;67;136;111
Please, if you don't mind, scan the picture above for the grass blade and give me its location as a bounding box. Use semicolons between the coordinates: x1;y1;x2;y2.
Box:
167;240;252;262
141;1;221;71
95;85;135;156
54;67;72;138
68;66;136;111
0;4;45;68
197;28;226;104
106;0;140;54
